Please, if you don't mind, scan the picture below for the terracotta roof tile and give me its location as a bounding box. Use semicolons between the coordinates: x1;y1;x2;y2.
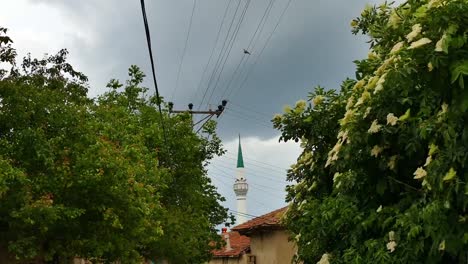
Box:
232;206;288;235
212;231;250;257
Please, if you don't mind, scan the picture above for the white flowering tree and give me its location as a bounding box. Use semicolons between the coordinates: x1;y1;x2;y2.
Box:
274;0;468;263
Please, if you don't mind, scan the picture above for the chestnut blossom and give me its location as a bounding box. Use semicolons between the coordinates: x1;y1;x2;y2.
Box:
413;167;427;179
387;241;397;253
428;62;434;72
317;253;330;264
388;11;401;29
312;95;324;106
406;24;422;42
390;41;404;54
386;113;398;126
424;155;432;167
388;155;397;170
408;38;432;49
346;96;355;110
364;107;372;118
295;100;307;111
368;120;382;134
371;145;383;157
376;205;382;213
353;79;366;91
374;74;387;94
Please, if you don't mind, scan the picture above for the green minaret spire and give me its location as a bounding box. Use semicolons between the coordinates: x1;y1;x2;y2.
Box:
237;134;244;168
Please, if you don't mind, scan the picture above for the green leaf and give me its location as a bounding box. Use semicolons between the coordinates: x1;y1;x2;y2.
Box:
450;60;468;88
428;144;439;156
442;168;457;182
413;6;427;18
398;109;411;121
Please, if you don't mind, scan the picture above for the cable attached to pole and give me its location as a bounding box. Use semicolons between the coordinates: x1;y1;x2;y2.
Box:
140;0;168;145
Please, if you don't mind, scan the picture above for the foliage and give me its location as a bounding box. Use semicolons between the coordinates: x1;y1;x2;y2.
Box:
0;27;229;263
274;1;468;263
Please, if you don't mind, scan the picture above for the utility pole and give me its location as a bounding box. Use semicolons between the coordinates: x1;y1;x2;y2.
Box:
168;100;228;133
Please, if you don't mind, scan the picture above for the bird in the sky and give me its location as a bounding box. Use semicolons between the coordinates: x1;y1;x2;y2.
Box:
243;49;251;55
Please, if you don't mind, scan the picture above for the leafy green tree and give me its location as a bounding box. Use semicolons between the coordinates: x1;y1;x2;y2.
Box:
274;1;468;263
0;27;228;263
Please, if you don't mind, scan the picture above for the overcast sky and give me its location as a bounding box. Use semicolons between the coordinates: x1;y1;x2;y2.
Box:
1;0;384;222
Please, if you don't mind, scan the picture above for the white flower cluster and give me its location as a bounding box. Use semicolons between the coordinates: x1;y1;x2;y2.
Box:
295;100;307;113
406;24;422;42
428;0;446;9
326;130;350;167
368;120;382;134
413;167;427;179
317;253;330;264
312;95;324;106
371;145;383;157
387;231;397;253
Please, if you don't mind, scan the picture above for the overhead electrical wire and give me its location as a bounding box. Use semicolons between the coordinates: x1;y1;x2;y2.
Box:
206;0;250;102
172;0;197;101
227;100;273;119
210;162;287;182
219;0;276;100
225;107;273;127
226;0;294;100
206;0;252;106
191;0;233;104
229;209;286;221
209;165;285;192
223;151;289;172
139;0;167;144
198;0;243;110
218;154;287;174
211;162;288;184
221;109;273;128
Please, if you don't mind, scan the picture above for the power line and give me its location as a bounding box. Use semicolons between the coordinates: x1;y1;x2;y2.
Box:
211;162;288;184
229;210;257;219
224;151;289;172
227;100;273;119
210;165;285;192
218;154;287;174
172;0;197;101
221;112;272;129
226;107;273;127
220;0;276;100
206;0;252;106
229;208;286;221
222;108;273;128
198;0;243;110
247;0;276;49
226;0;294;100
191;0;233;104
139;0;167;144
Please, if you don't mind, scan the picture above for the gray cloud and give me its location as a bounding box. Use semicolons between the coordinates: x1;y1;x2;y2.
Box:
23;0;381;140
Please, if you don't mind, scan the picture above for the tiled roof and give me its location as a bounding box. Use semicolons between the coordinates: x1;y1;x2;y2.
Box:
212;231;251;258
232;206;288;235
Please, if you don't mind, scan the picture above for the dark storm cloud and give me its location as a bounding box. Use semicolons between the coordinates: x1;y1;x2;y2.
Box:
28;0;383;140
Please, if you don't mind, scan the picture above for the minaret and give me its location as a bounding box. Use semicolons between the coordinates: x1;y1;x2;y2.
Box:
233;135;248;225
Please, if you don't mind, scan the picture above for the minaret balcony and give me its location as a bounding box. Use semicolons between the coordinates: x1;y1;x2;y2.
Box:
233;180;249;196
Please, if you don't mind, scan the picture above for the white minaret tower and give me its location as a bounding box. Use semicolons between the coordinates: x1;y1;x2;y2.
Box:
233;135;248;225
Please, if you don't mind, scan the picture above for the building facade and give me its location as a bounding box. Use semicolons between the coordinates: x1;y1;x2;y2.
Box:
232;207;297;264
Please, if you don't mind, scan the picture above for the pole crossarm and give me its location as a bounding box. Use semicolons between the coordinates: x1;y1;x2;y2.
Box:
168;100;228;118
168;100;228;133
170;110;223;115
